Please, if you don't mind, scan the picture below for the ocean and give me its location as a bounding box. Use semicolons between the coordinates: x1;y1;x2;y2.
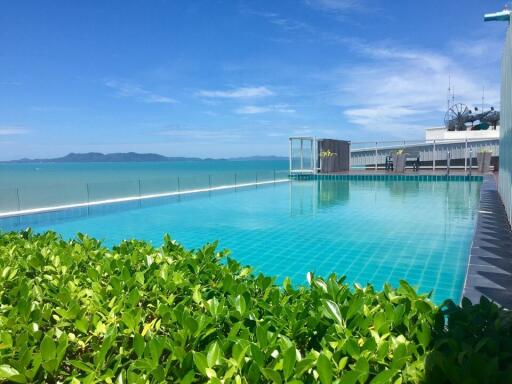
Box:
0;160;288;188
0;160;289;212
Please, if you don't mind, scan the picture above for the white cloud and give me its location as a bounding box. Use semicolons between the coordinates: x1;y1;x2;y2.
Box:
305;0;360;12
235;104;296;114
236;106;270;114
105;80;177;104
158;129;243;141
197;86;274;99
334;41;501;138
0;127;29;135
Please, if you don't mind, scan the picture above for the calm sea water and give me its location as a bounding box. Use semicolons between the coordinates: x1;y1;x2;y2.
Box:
0;160;288;188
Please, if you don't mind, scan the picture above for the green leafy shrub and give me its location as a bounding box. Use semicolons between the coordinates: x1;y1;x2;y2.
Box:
0;230;511;383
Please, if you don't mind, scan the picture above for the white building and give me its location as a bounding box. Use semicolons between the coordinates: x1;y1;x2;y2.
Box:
425;126;500;142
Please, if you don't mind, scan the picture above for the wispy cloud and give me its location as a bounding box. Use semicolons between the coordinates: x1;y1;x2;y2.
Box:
246;10;313;32
305;0;361;12
197;86;274;99
31;106;80;112
0;126;30;135
105;80;177;104
235;104;295;114
158;128;243;141
329;40;500;138
0;81;22;86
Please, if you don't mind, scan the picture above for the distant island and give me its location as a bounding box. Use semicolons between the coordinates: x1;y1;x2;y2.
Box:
5;152;287;163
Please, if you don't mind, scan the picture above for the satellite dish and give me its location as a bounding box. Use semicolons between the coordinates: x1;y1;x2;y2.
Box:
444;103;471;131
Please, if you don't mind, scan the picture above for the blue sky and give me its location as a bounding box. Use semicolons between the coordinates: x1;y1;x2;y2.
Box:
0;0;508;159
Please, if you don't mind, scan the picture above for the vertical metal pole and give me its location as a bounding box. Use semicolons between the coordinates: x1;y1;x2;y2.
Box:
289;139;292;173
208;175;212;189
464;138;468;172
177;177;180;193
273;169;276;184
374;142;378;171
433;140;436;171
138;179;142;208
16;187;21;211
469;148;473;177
447;151;451;176
234;173;237;191
255;172;258;188
311;138;314;172
300;139;304;171
86;183;90;216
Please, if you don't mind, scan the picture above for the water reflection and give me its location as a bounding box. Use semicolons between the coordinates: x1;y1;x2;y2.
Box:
289;179;350;215
290;178;479;222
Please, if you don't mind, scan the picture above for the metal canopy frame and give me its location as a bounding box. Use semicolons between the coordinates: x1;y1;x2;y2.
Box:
289;137;317;174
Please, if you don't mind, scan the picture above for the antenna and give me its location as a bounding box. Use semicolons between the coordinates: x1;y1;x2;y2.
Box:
482;86;485;111
447;75;451;109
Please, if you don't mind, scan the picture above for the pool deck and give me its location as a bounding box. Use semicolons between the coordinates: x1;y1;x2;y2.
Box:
463;174;512;309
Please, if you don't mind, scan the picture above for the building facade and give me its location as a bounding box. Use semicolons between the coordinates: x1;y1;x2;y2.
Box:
500;18;512;225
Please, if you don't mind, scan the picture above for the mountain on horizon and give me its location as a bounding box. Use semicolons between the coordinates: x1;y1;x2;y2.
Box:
6;152;287;163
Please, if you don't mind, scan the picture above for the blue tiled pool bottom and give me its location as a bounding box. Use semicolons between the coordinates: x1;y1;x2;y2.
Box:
1;179;480;303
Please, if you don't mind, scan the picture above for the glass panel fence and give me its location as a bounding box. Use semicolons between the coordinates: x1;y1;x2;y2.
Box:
87;180;140;202
210;172;236;188
0;188;20;213
140;177;179;196
0;170;291;214
19;183;88;210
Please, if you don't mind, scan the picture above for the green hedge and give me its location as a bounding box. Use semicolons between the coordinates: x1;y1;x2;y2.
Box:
0;230;511;383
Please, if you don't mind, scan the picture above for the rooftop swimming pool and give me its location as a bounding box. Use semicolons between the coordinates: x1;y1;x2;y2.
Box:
0;177;481;303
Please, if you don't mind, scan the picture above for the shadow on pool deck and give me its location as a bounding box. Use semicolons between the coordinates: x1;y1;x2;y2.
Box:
463;175;512;309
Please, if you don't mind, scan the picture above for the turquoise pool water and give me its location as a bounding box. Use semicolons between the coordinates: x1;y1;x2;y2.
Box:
1;179;480;303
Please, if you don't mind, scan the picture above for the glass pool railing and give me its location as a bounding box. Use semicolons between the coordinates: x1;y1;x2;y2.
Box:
0;170;290;215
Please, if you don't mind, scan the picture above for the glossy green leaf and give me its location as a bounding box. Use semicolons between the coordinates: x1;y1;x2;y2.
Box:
40;335;56;361
193;352;208;375
0;365;25;383
207;342;221;368
282;346;296;379
316;353;332;384
369;369;397;384
324;300;343;325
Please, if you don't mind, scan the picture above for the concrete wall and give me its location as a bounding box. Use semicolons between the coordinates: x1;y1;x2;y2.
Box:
500;21;512;225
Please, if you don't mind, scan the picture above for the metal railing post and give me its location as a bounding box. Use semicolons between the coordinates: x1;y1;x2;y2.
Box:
374;142;378;171
16;187;21;211
138;179;142;208
273;169;276;184
300;139;304;171
432;140;436;171
464;138;468;172
469;148;473;177
255;172;258;188
177;177;180;193
86;183;90;215
447;151;451;176
234;173;237;191
289;139;292;173
311;138;315;173
208;175;212;189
